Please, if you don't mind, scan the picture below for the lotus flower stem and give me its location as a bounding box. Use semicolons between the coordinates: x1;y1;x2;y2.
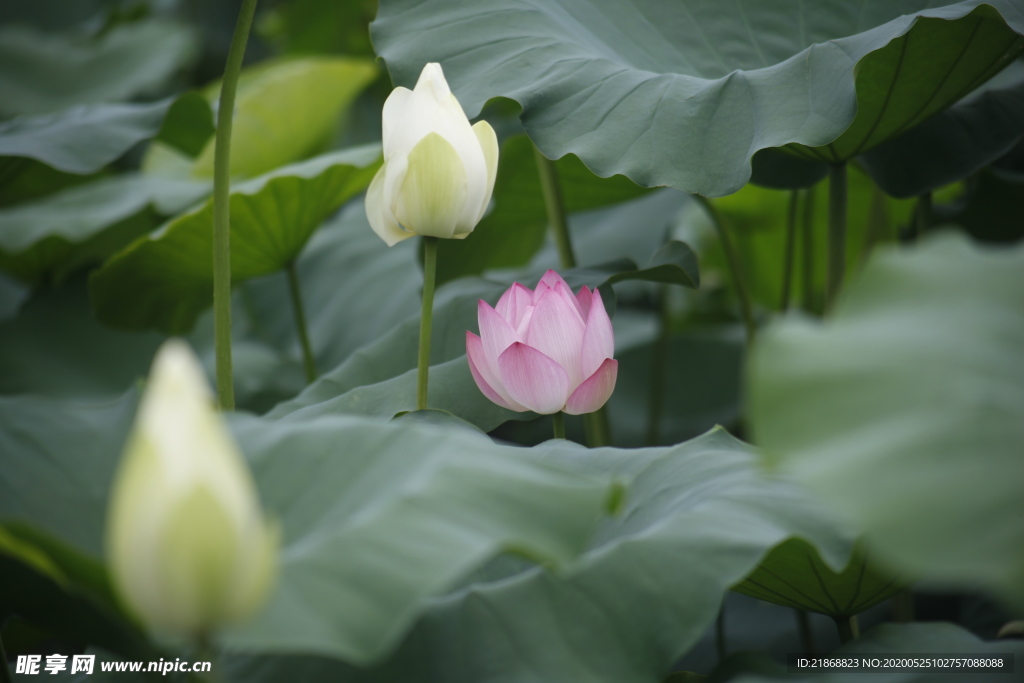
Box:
826;163;847;310
211;0;258;411
833;614;859;644
588;408;611;446
914;190;932;239
780;189;799;311
417;237;439;410
715;604;727;662
801;185;818;314
551;411;566;439
286;262;317;384
694;196;756;344
533;145;577;269
860;183;888;266
891;589;915;622
645;285;670;446
795;609;816;654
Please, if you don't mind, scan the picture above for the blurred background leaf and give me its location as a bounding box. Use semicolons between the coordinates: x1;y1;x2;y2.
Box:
90;145;381;333
0;19;197;117
750;234;1024;611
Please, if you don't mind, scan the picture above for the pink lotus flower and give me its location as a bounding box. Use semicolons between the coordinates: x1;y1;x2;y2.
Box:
466;270;618;415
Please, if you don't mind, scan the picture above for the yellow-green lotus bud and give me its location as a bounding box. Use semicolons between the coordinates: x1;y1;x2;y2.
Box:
106;340;277;637
365;62;499;246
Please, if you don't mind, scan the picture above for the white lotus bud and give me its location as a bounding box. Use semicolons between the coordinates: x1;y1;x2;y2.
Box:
366;62;499;246
106;340;277;637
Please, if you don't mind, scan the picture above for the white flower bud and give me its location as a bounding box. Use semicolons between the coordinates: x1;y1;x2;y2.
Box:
366;62;499;246
106;340;277;637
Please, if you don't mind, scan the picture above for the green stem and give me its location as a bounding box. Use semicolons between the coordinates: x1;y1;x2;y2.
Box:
645;285;670;445
286;262;317;384
780;189;799;311
211;0;258;411
585;409;611;447
695;195;756;344
552;412;566;440
833;615;859;645
826;163;848;311
800;185;817;314
914;191;932;239
796;609;816;654
891;589;915;623
417;237;438;411
0;633;12;683
715;603;727;662
533;145;576;269
860;183;888;266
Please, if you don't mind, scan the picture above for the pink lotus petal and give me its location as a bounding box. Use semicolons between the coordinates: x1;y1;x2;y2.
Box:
478;300;519;379
576;286;593;319
552;280;584;322
511;284;534;326
538;269;569;291
524;287;586;388
579;286;614;379
497;342;569;414
496;282;533;327
531;281;551;305
494;286;516;321
515;304;536;337
565;358;618;415
467;332;525;411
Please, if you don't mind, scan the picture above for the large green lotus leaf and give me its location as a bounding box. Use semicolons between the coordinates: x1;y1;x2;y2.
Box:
0;100;173;174
0;174;209;285
89;145;382;334
734;539;906;617
436;134;649;285
144;57;378;181
224;428;853;682
732;623;1024;683
0;20;196;117
373;0;1024;197
0;279;163;398
749;234;1024;609
227;413;615;662
0;392;138;556
860;60;1024;198
270;357;524;431
0;391;615;666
